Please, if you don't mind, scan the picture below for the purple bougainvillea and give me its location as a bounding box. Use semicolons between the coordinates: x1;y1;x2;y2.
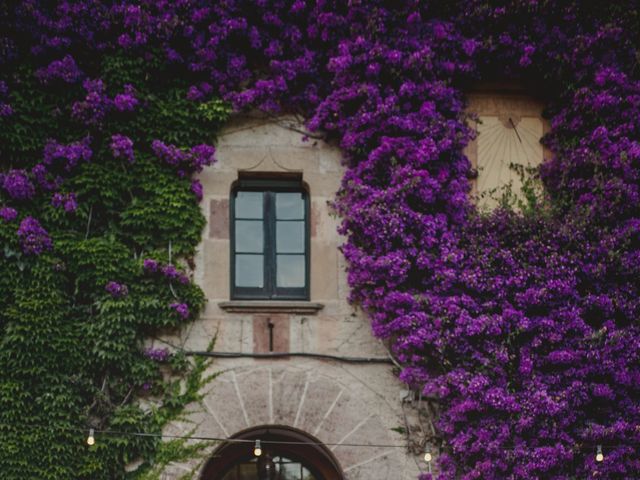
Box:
0;207;17;222
2;2;639;478
142;258;159;273
190;179;203;201
51;192;77;213
143;347;170;362
143;259;190;285
113;84;138;112
43;137;93;172
169;302;189;320
17;217;52;255
105;281;128;298
151;140;215;176
1;170;35;200
36;54;82;84
110;134;134;163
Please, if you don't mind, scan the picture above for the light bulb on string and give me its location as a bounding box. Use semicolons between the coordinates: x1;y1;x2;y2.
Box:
595;445;604;463
87;428;95;446
253;439;262;457
423;449;433;474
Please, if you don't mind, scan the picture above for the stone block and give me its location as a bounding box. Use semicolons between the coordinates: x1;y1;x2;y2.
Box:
310;242;339;301
295;376;343;434
342;450;404;480
209;198;229;239
181;316;220;352
313;390;369;446
253;314;289;353
331;415;393;470
271;368;309;425
198;238;229;300
214;315;253;353
202;374;250;436
235;367;272;426
319;147;345;174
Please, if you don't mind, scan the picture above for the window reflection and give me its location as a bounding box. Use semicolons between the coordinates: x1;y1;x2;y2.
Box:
276;221;304;253
220;456;318;480
236;191;264;219
275;192;304;219
235;254;264;287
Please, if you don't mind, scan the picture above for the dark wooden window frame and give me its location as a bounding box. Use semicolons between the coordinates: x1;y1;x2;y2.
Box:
230;178;310;301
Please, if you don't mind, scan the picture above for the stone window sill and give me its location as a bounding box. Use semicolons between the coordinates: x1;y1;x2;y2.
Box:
218;300;324;314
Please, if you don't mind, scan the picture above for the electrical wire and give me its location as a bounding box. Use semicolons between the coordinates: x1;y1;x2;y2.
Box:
1;423;637;451
184;350;394;364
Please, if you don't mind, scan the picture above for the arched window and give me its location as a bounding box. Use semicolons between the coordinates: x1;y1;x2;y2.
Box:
200;426;344;480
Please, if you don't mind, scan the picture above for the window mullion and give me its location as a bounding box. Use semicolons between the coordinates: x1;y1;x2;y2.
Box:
265;191;276;297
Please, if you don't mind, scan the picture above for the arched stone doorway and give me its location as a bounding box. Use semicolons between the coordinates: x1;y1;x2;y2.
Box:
201;425;344;480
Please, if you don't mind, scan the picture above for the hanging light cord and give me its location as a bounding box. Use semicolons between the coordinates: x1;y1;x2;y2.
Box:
184;350;394;364
0;423;635;452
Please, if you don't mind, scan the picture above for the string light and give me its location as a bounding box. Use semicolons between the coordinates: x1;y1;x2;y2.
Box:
253;439;262;457
2;421;635;458
424;450;433;474
596;445;604;462
86;428;95;446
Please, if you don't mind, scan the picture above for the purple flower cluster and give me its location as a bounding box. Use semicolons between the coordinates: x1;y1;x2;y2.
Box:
186;82;213;102
36;54;82;83
0;207;17;222
43;137;92;172
71;79;110;127
142;258;159;272
190;179;203;202
1;170;35;200
110;134;134;163
51;192;77;213
169;302;189;320
143;259;190;285
151;140;216;176
143;347;170;362
105;281;128;298
72;80;138;126
31;164;62;192
113;84;138;112
17;216;52;255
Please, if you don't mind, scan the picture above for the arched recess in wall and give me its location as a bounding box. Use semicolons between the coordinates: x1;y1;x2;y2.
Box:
200;425;345;480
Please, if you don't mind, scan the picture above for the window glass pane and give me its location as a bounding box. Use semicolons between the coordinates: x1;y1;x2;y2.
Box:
220;466;239;480
235;255;264;287
235;220;263;252
276;192;304;219
237;462;255;480
236;191;263;219
277;255;305;288
276;221;305;253
279;461;302;479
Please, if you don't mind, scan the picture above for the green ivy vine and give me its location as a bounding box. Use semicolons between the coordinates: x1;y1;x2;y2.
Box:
0;49;229;479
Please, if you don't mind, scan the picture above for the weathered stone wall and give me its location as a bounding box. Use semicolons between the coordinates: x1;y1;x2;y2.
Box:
158;114;421;479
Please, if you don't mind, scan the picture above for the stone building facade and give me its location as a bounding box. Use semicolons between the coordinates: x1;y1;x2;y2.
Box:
158;114;422;480
157;88;547;479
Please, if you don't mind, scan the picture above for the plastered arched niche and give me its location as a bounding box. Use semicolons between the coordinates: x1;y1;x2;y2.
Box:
158;364;414;480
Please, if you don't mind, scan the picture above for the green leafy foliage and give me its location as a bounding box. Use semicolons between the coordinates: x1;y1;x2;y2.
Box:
0;53;227;479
